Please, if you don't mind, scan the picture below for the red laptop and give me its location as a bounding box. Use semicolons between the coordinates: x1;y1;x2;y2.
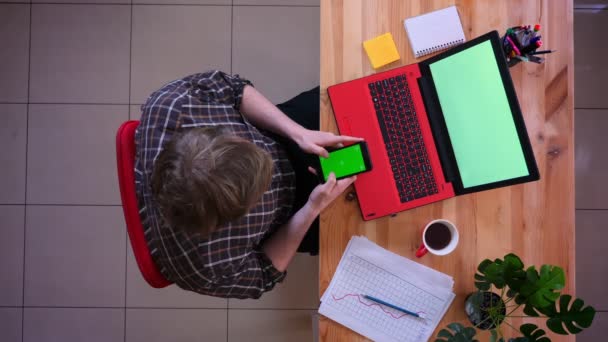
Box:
328;31;539;220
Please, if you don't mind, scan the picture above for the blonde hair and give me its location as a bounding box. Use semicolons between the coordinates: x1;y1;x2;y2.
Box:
151;127;273;236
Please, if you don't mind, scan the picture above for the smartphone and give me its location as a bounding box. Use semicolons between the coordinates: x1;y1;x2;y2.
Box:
317;142;372;182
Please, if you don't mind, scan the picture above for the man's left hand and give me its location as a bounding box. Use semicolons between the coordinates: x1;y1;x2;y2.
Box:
294;129;363;158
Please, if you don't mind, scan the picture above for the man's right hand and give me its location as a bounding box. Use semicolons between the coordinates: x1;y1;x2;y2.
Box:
262;171;355;272
306;172;356;214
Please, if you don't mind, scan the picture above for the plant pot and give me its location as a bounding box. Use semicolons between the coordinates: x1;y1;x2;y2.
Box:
464;291;506;330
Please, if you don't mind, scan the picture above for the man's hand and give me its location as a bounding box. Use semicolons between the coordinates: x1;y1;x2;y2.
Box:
294;129;363;158
306;172;356;214
261;171;354;272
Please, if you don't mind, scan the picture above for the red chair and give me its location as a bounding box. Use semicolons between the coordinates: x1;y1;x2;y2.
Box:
116;120;172;288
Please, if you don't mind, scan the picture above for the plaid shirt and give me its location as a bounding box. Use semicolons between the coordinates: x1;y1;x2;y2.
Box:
134;70;295;299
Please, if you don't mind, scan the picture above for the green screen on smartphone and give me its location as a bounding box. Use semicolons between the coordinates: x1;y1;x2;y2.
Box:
428;40;529;188
319;144;366;181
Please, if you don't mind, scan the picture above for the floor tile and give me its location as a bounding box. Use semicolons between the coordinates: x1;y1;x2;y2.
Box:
130;104;143;121
228;309;315;342
24;308;124;342
24;206;126;307
0;4;29;103
126;243;228;308
575;109;608;209
30;4;130;103
134;0;229;5
574;0;608;7
576;210;608;310
33;0;129;3
126;308;226;342
229;253;318;309
574;9;608;108
0;206;25;306
232;6;320;104
130;5;231;104
577;311;608;342
235;0;319;5
312;311;319;342
0;308;22;342
27;104;127;205
0;104;27;203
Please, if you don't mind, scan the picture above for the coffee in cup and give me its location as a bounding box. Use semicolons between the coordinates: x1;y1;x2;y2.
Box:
415;219;459;258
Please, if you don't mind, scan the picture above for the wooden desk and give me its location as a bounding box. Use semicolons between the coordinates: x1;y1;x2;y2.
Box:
319;1;574;341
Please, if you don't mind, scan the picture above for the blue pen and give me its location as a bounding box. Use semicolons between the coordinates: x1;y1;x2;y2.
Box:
363;294;423;319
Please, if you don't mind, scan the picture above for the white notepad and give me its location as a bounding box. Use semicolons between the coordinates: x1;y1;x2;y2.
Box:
404;6;466;58
319;236;455;342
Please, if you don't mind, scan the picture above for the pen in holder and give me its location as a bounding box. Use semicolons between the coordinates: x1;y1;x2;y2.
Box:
501;24;554;67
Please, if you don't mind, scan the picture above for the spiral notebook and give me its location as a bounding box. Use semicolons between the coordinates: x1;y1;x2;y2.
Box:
404;6;466;58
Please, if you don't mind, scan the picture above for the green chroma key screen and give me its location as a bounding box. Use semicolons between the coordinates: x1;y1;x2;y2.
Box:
429;40;529;188
320;144;366;180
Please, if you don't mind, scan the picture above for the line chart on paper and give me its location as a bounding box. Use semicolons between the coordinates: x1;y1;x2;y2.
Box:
323;255;446;342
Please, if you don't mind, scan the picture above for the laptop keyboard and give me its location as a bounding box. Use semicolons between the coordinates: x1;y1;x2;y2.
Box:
368;75;438;203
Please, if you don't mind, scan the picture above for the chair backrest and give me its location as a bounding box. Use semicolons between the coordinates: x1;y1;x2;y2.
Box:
116;120;171;288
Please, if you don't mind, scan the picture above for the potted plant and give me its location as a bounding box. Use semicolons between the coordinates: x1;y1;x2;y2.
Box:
435;253;596;342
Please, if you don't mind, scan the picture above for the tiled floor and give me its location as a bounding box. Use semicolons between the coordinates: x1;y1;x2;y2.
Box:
0;0;319;341
574;2;608;341
0;1;606;341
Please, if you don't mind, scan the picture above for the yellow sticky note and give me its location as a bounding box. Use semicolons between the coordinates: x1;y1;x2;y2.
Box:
363;33;401;69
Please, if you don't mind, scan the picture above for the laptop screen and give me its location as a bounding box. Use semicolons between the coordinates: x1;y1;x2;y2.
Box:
428;40;530;189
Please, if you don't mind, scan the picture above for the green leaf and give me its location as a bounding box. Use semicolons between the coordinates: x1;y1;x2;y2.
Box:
520;323;536;335
438;329;453;338
455;334;470;342
517;265;564;308
515;267;538;304
478;259;493;272
435;323;479;342
475;280;491;291
516;323;551;342
448;322;464;333
523;302;555;318
475;259;494;291
546;295;596;335
503;254;526;291
475;254;526;291
463;327;476;340
523;303;540;317
484;263;508;288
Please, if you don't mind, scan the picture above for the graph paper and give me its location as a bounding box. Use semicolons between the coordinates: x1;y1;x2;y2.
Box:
319;237;455;342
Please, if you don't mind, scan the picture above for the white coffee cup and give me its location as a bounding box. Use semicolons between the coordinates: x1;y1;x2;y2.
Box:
415;219;459;257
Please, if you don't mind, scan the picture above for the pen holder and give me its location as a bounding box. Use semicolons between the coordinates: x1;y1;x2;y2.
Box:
504;51;545;68
505;53;523;68
501;25;548;68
